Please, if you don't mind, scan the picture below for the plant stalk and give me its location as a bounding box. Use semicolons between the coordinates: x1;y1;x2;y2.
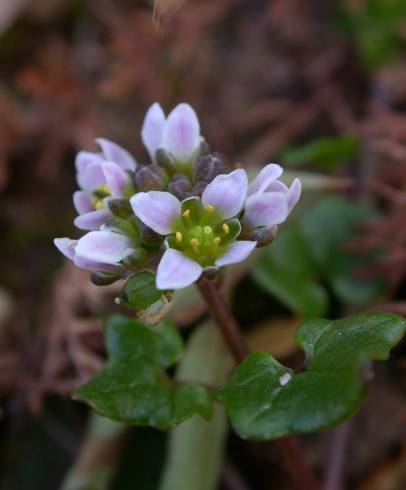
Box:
197;276;319;490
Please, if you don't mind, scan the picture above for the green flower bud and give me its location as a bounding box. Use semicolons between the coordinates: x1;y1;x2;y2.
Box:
135;164;167;191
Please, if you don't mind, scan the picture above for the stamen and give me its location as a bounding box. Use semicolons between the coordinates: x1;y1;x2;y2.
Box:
206;204;215;213
94;200;104;210
190;238;199;250
182;209;191;218
222;223;230;234
213;237;221;246
176;232;183;243
99;184;109;194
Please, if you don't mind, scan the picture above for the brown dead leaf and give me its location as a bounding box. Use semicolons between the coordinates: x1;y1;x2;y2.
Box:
246;316;300;360
153;0;188;30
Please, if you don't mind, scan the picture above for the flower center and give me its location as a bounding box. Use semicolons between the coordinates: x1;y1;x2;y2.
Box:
91;184;110;210
167;198;241;268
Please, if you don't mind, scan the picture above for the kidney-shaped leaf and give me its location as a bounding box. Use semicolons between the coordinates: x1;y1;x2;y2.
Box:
217;312;405;440
75;315;212;429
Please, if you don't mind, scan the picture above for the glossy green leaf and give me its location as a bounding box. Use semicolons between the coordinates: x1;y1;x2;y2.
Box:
217;312;406;440
119;271;164;310
252;226;328;317
75;315;212;430
280;136;359;170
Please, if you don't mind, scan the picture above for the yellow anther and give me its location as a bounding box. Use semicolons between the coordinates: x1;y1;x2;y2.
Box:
190;238;199;249
182;209;191;218
222;223;230;234
176;232;183;243
213;237;221;246
99;184;109;194
206;204;215;213
94;201;104;210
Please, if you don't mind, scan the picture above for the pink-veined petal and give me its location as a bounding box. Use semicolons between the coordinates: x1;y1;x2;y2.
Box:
156;249;202;290
242;192;289;229
54;238;77;260
73;191;93;214
130;191;181;235
75;231;134;264
96;138;136;170
162;103;200;160
102;161;131;198
215;240;257;267
74;209;110;230
202;169;248;219
248;163;283;196
141;102;166;160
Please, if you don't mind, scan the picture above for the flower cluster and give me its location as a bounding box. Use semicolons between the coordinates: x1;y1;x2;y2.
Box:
55;103;301;290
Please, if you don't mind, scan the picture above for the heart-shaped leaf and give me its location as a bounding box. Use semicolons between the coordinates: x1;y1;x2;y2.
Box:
75;315;212;429
217;312;405;440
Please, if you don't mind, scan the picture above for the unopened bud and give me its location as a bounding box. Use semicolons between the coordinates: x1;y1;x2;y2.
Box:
135;164;167;191
138;221;164;247
90;271;121;286
241;226;277;247
122;248;149;267
155;148;177;174
107;198;132;218
190;180;208;197
167;174;192;199
193;152;226;183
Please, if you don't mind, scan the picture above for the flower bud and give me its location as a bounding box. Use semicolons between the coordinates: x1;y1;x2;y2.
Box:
241;226;277;248
138;221;164;247
90;270;121;286
190;180;208;197
135;164;167;191
167;174;192;199
155;148;177;175
107;198;133;218
193;152;226;183
122;248;149;267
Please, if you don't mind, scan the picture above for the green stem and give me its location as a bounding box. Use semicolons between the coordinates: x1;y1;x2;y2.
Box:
197;276;319;490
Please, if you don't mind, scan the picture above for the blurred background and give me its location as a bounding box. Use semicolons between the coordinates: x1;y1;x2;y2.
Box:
0;0;406;489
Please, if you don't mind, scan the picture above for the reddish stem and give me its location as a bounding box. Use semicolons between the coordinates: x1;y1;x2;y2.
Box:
197;276;319;490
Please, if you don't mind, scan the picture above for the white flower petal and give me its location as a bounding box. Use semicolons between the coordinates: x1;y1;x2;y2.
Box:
130;191;181;235
286;178;302;212
248;163;283;196
102;161;130;198
75;231;134;264
74;209;110;230
75;151;103;175
96;138;136;170
162;103;200;160
156;249;202;290
215;241;256;267
54;238;77;260
141;102;166;160
73;191;93;214
242;192;289;229
201;169;248;219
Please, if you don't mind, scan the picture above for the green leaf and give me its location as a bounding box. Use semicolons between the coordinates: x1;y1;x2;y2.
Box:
252;225;328;317
280;136;359;170
217;312;406;440
119;271;164;310
75;315;212;430
105;314;183;368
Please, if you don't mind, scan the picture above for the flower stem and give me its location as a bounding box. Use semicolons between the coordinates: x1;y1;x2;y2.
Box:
197;276;249;362
197;276;319;490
